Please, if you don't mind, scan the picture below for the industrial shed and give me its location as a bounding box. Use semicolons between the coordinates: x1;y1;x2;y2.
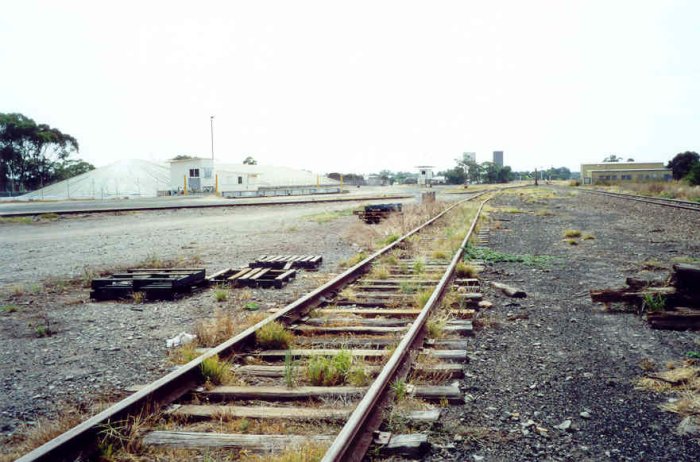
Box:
215;163;340;197
19;157;340;200
581;162;672;185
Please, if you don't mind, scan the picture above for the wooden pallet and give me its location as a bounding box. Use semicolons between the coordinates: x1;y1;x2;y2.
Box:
208;267;296;289
90;268;206;301
251;255;323;271
353;203;403;224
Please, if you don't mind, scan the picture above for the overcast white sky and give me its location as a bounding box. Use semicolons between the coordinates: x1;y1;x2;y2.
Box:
1;1;698;174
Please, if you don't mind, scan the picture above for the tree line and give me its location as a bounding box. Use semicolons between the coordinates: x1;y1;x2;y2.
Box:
439;153;515;184
0;113;94;194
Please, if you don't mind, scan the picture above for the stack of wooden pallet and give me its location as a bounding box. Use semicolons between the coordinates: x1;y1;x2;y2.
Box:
251;255;323;271
208;267;296;289
90;268;207;301
353;203;402;224
590;263;700;330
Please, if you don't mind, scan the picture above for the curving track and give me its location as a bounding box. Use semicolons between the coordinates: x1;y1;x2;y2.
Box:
17;192;493;462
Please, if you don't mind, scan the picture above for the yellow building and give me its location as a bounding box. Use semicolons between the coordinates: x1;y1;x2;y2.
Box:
580;162;672;185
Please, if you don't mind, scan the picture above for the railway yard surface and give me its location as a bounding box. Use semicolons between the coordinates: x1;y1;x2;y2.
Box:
1;186;699;461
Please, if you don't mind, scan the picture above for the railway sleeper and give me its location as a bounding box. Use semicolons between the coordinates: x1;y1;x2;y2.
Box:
142;430;431;458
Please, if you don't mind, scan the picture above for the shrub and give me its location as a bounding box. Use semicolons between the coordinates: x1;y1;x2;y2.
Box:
381;234;401;246
200;355;233;385
455;262;477;278
414;289;433;308
214;288;228;302
391;378;408;401
643;293;666;313
563;229;582;238
306;350;353;386
255;321;294;349
340;252;368;268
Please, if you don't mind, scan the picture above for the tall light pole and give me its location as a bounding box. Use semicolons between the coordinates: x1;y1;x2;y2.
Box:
210;115;215;161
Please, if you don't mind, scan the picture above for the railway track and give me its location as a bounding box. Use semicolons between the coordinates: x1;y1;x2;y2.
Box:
578;188;700;212
18;193;493;462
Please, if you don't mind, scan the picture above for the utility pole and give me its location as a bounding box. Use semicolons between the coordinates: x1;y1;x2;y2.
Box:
210;115;215;161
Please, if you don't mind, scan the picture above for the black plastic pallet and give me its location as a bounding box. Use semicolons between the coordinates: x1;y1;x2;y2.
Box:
90;268;206;301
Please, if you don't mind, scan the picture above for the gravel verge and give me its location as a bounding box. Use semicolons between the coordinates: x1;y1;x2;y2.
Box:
433;187;700;462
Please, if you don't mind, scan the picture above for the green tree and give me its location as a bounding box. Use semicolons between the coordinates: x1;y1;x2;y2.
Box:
442;167;467;184
686;162;700;186
53;159;95;181
243;156;257;165
667;151;700;180
0;113;80;191
603;155;622;162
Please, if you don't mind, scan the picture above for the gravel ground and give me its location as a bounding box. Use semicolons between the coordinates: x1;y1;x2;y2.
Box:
0;200;386;437
432;187;700;461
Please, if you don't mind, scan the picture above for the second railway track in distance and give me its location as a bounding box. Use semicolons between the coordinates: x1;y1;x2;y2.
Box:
18;192;495;462
577;187;700;212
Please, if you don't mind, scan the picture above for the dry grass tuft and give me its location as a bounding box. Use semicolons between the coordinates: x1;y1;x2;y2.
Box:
194;309;235;347
636;361;700;418
241;443;329;462
256;321;294;349
455;261;478;278
0;410;84;462
562;229;582;238
369;265;390;280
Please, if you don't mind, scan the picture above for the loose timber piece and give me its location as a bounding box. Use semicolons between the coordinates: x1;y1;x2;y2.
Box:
491;281;527;298
647;308;700;331
377;433;430;458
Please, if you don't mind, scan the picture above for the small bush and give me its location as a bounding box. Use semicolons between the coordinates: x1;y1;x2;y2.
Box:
565;238;578;246
643;293;666;312
35;325;52;338
455;262;477;278
214;288;229;302
256;321;294;349
370;265;390;280
169;343;200;365
414;289;433;308
347;366;372;386
200;355;233;385
563;229;582;238
340;252;368;268
132;291;145;304
399;281;416;294
412;259;425;274
391;378;408;401
1;304;18;313
381;234;401;246
582;233;595;240
427;316;448;339
307;350;353;386
432;250;449;260
284;350;297;388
